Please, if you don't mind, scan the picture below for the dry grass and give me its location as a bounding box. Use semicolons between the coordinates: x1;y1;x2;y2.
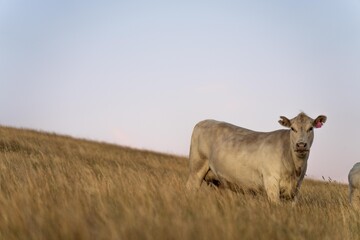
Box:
0;126;358;240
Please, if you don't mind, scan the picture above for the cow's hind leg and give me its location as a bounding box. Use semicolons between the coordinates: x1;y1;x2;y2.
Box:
350;187;360;209
349;186;354;205
186;151;209;191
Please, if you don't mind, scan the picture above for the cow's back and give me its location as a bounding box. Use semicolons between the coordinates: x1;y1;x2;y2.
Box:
190;120;254;158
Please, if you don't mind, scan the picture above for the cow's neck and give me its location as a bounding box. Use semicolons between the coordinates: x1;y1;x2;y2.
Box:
291;152;309;178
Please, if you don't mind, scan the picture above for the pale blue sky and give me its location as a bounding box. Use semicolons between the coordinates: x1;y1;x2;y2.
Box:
1;1;360;182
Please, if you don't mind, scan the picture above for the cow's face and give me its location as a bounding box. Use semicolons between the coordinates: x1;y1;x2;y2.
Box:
279;113;327;159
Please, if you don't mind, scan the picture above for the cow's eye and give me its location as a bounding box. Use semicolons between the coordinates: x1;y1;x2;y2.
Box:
291;127;297;133
308;127;313;132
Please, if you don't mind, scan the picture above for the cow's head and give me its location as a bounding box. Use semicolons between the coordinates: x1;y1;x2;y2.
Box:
278;113;327;159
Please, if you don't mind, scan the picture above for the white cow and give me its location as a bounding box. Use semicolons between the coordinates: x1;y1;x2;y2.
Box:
348;163;360;208
186;112;327;203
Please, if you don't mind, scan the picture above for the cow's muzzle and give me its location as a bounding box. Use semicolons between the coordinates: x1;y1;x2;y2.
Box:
295;142;309;156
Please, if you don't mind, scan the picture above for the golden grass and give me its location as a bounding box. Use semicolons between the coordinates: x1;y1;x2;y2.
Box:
0;126;358;240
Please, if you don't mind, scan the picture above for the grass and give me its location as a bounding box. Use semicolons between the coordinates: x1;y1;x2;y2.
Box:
0;125;357;240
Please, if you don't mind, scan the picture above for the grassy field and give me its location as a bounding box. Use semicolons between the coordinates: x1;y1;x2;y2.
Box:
0;126;357;240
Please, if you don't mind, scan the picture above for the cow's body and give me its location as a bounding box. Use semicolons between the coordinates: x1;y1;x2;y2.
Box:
186;113;327;203
348;162;360;208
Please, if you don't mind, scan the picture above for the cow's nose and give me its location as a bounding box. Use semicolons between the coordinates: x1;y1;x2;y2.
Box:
296;142;307;149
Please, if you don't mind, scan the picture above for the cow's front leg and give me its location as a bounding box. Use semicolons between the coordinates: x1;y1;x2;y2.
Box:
279;178;297;201
264;177;281;204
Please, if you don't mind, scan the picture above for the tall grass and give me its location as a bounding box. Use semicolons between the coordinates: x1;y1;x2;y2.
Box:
0;126;358;240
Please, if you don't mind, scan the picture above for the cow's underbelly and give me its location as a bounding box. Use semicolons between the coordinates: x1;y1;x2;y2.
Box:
209;161;264;192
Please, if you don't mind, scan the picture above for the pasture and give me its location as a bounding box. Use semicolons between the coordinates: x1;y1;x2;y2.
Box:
0;126;358;240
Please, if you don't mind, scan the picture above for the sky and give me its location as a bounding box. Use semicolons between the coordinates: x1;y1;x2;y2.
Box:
1;0;360;183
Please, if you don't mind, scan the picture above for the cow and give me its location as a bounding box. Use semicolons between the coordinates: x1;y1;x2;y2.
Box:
348;163;360;208
186;112;327;203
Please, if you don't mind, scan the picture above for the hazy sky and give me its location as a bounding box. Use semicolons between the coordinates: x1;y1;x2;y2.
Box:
1;1;360;182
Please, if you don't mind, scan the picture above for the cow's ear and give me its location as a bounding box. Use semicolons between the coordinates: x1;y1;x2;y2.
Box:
278;116;291;128
313;115;327;128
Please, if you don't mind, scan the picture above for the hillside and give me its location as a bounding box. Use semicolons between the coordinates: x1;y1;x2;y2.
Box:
0;126;357;240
